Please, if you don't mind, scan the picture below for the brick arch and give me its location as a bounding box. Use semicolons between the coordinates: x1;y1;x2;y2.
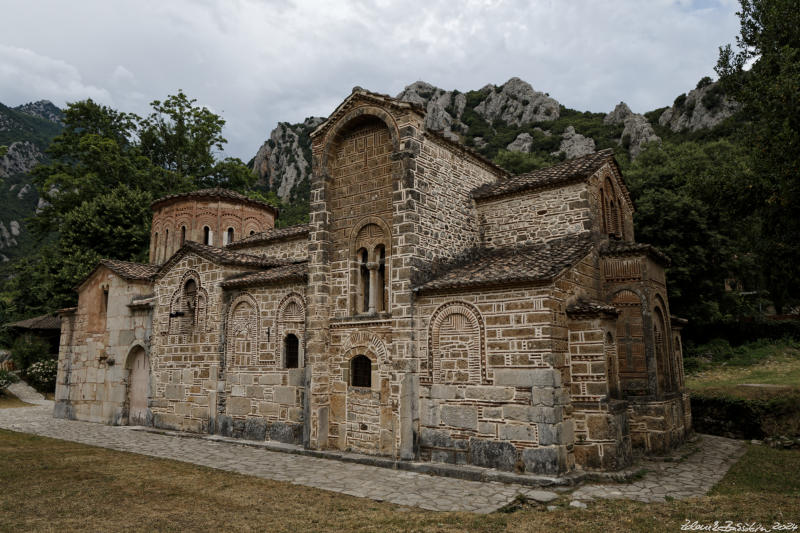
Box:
226;292;259;368
341;331;387;364
169;270;207;334
610;288;647;383
274;292;306;364
350;216;391;260
321;105;401;170
652;294;674;394
427;301;486;385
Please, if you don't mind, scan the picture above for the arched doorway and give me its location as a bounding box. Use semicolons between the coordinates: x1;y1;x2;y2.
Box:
127;346;150;425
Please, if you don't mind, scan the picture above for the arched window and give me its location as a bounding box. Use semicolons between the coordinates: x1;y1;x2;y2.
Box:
350;354;371;388
203;226;211;245
249;230;255;236
153;232;159;261
358;248;370;314
284;334;299;368
180;226;186;246
227;227;234;245
165;229;169;257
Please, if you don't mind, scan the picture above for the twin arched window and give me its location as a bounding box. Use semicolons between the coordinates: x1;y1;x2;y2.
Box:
601;178;623;239
354;223;388;315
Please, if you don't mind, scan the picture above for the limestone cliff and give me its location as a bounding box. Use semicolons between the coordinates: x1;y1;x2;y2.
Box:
251;117;324;201
659;81;738;132
14;100;65;124
0;141;42;178
604;102;661;159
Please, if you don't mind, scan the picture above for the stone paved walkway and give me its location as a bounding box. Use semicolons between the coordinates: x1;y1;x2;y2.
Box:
0;404;746;512
5;378;49;405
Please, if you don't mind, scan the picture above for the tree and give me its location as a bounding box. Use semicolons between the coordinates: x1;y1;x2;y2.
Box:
716;0;800;313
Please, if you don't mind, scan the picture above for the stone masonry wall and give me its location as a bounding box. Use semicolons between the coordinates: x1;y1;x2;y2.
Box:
233;236;308;262
414;285;577;475
477;182;592;248
55;268;153;424
216;284;307;444
414;135;501;264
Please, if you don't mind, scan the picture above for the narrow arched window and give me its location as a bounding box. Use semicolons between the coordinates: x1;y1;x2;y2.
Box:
250;230;255;236
358;248;369;314
375;244;386;312
285;334;299;369
227;227;234;245
165;229;170;258
153;232;159;262
351;354;371;388
203;226;211;245
180;226;186;246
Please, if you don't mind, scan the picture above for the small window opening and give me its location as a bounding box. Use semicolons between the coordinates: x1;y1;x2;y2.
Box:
184;279;197;324
153;232;159;261
285;334;299;369
203;226;211;245
165;229;169;257
181;226;186;246
249;230;255;236
102;287;109;315
351;354;371;388
227;227;234;244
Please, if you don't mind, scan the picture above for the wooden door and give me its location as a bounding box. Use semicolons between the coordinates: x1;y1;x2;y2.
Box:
128;348;149;425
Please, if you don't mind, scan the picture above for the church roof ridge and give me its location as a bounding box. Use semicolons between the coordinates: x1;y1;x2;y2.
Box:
150;187;278;214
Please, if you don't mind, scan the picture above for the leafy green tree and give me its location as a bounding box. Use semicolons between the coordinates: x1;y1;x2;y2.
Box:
716;0;800;312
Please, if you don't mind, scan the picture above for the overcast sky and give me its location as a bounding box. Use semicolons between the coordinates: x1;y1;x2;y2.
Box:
1;0;740;161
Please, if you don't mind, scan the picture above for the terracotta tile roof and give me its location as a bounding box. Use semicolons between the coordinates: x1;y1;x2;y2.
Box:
414;233;593;292
226;224;310;250
221;263;308;289
566;300;619;318
157;241;291;278
599;239;670;266
472;149;616;200
99;259;160;281
6;314;61;330
151;187;277;213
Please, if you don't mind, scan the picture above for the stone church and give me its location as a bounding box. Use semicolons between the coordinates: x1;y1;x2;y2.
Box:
55;88;690;475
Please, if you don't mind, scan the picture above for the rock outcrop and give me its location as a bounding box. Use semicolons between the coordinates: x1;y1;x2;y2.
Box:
252;117;324;201
14;100;64;124
506;133;534;153
473;78;560;125
0;141;42;178
396;81;465;140
659;81;738;132
552;126;595;159
0;221;17;250
604;102;661;158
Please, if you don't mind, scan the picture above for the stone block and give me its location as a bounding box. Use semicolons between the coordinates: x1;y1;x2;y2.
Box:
419;399;439;426
244;418;268;441
430;384;457;399
532;387;558;407
465;386;514;402
503;404;563;424
469;437;517;471
499;423;536;442
287;368;304;387
227;396;251;416
440;405;478;431
246;385;264;399
522;445;567;475
259;373;282;385
274;386;296;405
257;401;279;417
164;384;184;400
269;422;303;444
216;415;233;436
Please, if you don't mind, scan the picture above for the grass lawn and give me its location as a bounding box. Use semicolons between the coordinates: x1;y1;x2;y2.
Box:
0;391;32;409
0;430;797;532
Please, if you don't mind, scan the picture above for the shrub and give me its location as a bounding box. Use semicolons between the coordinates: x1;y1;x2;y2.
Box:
0;369;18;391
10;335;52;372
674;93;687;109
26;359;57;392
696;76;713;90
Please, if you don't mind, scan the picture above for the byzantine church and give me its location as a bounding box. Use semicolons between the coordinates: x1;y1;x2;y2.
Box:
55;87;690;475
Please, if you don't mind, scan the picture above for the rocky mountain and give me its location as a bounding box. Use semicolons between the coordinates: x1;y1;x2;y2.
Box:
0;101;64;265
658;80;739;132
250;77;739;214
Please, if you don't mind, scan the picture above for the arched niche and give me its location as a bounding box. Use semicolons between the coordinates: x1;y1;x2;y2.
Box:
427;301;486;385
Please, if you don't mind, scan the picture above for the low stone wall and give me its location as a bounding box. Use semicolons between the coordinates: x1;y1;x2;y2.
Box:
628;394;690;453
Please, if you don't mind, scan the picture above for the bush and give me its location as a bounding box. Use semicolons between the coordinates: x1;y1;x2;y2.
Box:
10;335;53;371
684;319;800;346
0;369;18;390
691;389;800;439
696;76;713;90
26;359;57;392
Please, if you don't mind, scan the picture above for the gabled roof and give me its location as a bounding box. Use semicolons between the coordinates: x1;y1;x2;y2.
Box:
414;233;594;292
472;149;621;201
156;241;290;279
310;87;425;140
599;239;671;266
151;187;278;214
5;313;61;330
76;259;159;291
99;259;160;281
566;300;619;318
221;262;308;289
226;224;310;250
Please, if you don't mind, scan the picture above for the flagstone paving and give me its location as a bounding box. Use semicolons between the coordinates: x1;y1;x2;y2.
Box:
0;403;746;513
